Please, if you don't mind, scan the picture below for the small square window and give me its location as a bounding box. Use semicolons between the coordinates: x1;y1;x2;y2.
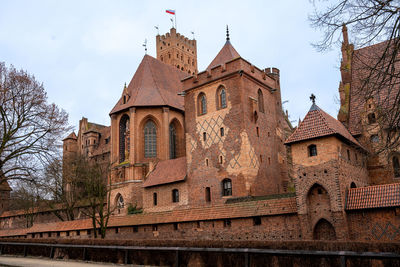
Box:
253;217;262;226
223;219;231;228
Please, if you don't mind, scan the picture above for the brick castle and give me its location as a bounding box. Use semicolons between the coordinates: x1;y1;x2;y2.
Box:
1;25;400;242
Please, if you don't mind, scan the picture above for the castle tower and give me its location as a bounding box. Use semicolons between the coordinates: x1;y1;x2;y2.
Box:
182;31;291;206
156;28;197;74
0;179;11;214
285;99;368;240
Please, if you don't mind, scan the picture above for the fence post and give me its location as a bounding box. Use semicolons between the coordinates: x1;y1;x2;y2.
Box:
175;250;179;267
49;247;54;259
124;250;129;264
340;255;346;267
83;247;87;261
245;252;250;267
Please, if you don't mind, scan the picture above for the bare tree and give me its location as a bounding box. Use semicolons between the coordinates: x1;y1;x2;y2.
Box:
310;1;400;151
75;156;114;239
0;62;70;184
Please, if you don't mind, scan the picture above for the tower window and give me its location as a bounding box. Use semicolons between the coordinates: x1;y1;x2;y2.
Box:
119;115;130;163
205;158;209;166
308;144;317;157
217;86;227;109
258;89;265;113
205;187;211;202
219;155;223;164
222;178;232;196
253;216;262;226
144;120;157;158
172;189;179;203
347;149;351;161
169;123;177;159
203;132;207;141
256;127;259;137
153;193;158;206
198;93;207;115
220;127;224;137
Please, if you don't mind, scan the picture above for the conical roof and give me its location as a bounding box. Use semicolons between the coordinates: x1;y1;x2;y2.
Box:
63;132;77;141
285;104;363;148
110;55;186;115
207;40;241;70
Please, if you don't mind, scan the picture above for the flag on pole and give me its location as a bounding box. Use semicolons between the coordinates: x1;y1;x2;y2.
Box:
166;9;175;15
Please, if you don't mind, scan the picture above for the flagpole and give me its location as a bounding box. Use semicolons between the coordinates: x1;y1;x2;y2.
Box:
175;12;177;29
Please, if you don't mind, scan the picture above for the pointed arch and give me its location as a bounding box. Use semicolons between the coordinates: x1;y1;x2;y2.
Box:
216;86;227;109
313;219;336;240
144;120;157;158
258;89;264;113
119;114;130;163
169;118;184;159
198;92;207;115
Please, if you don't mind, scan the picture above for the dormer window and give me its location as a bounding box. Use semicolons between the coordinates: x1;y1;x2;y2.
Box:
308;144;317;157
123;95;126;104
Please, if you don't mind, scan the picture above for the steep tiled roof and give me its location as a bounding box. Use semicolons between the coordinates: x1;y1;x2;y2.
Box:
207;40;240;70
0;197;297;237
346;183;400;210
110;55;186;115
347;41;399;135
285;104;362;148
62;132;77;141
143;157;186;188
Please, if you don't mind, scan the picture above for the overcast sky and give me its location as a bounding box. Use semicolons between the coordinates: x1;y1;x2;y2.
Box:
0;0;343;134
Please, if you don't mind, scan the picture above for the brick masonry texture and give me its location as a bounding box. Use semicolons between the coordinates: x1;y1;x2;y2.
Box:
1;27;400;243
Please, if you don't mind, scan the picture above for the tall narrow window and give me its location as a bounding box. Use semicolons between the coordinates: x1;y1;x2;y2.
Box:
308;144;317;157
172;189;179;203
222;178;232;196
169;123;177;159
198;93;207;115
258;89;264;113
144;120;157;158
153;193;158;206
205;187;211;202
393;156;400;177
217;87;227;109
368;113;376;124
119;115;130;163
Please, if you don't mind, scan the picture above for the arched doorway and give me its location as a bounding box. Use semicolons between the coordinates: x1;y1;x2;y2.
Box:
313;219;336;240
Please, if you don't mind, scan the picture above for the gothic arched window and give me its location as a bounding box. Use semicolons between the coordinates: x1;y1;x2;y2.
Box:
222;178;232;196
198;93;207;115
258;89;264;113
169;123;177;159
119;115;130;163
393;156;400;177
172;189;179;203
117;195;124;208
144;120;157;158
217;87;227;109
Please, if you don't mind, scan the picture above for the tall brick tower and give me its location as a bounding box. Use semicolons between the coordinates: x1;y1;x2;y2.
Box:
182;32;291;206
156;28;197;74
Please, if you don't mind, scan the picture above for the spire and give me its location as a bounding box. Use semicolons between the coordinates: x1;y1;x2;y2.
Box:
342;24;349;45
309;94;319;111
226;25;230;42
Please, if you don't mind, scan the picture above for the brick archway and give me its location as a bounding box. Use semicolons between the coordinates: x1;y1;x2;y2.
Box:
313;218;336;240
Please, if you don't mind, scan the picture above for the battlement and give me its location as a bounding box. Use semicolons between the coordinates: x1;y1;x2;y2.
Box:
156;28;198;74
182;56;279;92
157;28;196;48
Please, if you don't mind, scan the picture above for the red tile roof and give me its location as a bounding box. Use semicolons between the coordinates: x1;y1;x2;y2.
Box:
207;40;240;70
0;197;297;237
285;104;362;148
63;132;77;141
347;41;399;135
110;55;186;115
143;157;186;188
346;183;400;210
